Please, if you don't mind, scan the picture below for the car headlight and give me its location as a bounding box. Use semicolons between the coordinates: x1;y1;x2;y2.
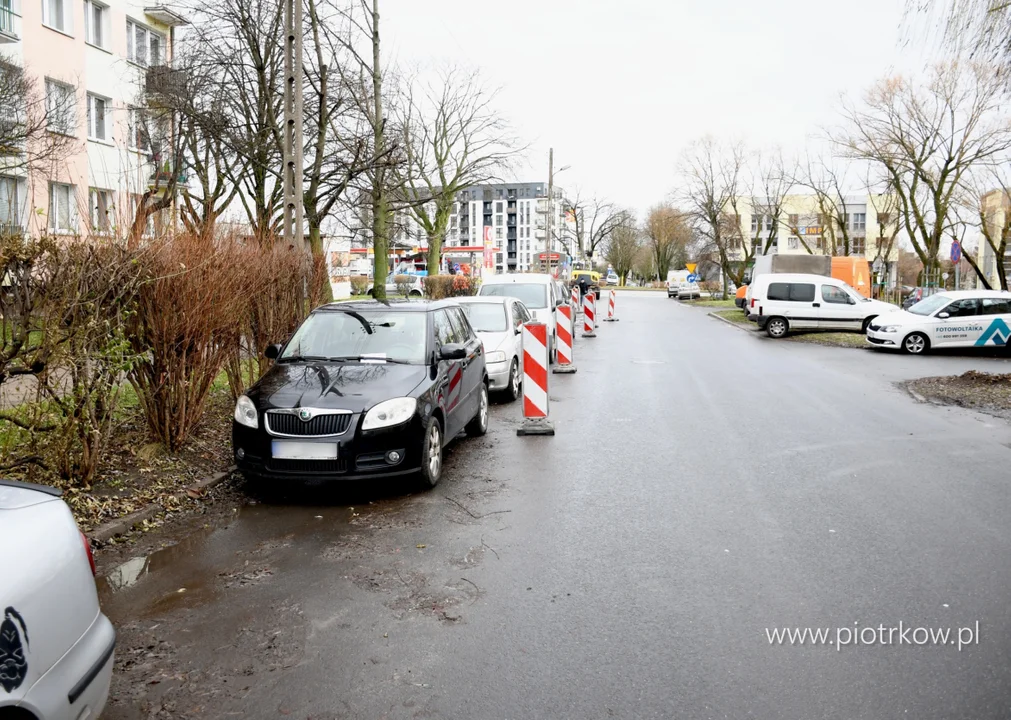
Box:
880;326;900;333
486;350;507;363
362;397;417;430
234;395;258;429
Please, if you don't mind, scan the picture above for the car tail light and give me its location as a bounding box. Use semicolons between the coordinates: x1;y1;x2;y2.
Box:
751;298;756;308
80;531;96;576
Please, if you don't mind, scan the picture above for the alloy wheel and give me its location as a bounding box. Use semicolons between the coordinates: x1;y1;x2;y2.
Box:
427;422;442;478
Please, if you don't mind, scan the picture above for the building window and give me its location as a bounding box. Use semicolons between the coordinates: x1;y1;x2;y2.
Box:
43;0;71;33
88;188;112;232
127;20;164;66
0;176;22;231
49;182;75;233
852;212;866;231
851;236;866;255
750;214;759;233
127;107;165;152
45;79;75;135
86;93;108;140
788;214;798;227
495;227;503;239
84;0;106;47
764;214;773;232
787;236;799;249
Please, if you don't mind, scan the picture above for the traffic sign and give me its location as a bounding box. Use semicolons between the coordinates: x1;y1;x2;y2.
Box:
686;273;698;283
686;263;697;274
950;241;962;264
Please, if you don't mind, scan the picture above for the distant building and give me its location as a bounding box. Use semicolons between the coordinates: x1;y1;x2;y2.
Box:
728;193;902;288
976;190;1011;290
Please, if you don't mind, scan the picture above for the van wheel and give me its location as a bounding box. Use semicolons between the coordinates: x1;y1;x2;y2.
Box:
766;317;788;338
902;332;929;355
861;316;876;334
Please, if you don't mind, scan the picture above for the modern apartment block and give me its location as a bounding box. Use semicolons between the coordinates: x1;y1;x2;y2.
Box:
0;0;184;238
731;193;901;287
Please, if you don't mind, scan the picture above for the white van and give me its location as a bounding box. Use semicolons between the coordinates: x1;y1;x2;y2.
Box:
477;273;564;362
748;273;897;339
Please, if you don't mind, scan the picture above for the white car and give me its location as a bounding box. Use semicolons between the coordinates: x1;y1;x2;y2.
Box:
454;296;531;401
677;281;701;300
866;289;1011;354
366;272;424;298
1;480;115;720
749;273;897;338
477;273;565;363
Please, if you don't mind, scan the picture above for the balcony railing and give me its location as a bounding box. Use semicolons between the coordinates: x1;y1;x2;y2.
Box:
0;3;21;42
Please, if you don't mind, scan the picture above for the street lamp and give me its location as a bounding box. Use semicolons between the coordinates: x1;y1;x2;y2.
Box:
545;149;570;278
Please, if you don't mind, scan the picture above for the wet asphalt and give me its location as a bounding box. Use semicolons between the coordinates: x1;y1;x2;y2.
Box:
99;292;1011;720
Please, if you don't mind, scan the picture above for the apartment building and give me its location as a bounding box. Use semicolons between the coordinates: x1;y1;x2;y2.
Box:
731;193;901;288
975;190;1011;290
0;0;184;238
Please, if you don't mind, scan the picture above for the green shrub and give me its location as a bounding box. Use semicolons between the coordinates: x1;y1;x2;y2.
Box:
350;276;369;295
424;274;478;299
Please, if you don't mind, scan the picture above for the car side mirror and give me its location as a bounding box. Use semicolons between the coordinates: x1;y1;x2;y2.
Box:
265;343;282;360
515;325;523;335
439;343;467;360
937;312;950;319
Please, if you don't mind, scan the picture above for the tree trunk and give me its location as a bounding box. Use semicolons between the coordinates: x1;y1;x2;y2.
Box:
426;232;441;276
308;221;334;303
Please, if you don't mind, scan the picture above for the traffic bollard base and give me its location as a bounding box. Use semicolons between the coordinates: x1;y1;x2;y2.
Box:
552;364;577;374
517;420;556;436
582;331;597;338
603;318;618;322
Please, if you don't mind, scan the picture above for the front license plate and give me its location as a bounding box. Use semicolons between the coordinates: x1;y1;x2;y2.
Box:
272;441;339;460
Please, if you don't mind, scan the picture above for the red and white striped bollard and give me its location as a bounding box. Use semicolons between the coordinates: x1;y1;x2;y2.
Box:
582;292;596;338
517;321;555;436
571;286;580;315
603;289;618;322
553;303;577;374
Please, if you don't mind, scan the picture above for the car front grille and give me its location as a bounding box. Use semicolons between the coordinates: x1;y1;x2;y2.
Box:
266;411;353;437
266;458;348;474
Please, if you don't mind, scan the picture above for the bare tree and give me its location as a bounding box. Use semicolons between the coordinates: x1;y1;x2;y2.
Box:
953;166;1011;289
787;155;860;255
835;61;1011;275
680;137;748;286
745;151;793;255
907;1;1011;72
645;203;690;280
395;66;516;275
604;214;640;285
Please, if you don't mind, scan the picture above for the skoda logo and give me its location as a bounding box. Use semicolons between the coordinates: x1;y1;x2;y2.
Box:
298;408;313;422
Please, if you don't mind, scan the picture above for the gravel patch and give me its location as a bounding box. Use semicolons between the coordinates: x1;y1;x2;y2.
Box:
905;371;1011;422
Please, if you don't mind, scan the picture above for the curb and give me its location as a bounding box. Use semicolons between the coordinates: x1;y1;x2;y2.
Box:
904;384;929;404
89;464;237;544
707;311;754;332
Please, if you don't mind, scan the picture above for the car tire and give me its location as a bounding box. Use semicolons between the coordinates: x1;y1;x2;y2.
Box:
418;416;443;489
902;332;930;355
409;290;422;297
766;317;788;338
861;316;876;334
465;383;489;437
505;359;521;402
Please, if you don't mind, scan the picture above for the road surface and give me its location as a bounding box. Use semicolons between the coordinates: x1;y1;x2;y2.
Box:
100;292;1011;719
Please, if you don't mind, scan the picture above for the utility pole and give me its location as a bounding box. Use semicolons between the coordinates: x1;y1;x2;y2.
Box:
546;148;553;277
282;0;304;247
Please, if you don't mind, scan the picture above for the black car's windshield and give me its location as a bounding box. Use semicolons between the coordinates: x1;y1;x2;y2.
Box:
908;294;950;316
479;283;548;309
280;310;427;364
459;303;508;332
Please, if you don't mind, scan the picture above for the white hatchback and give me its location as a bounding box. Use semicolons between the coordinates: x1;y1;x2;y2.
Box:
454;296;532;401
866;289;1011;354
0;480;115;720
477;273;565;363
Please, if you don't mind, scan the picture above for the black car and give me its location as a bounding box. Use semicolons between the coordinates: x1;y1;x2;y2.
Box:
232;300;489;488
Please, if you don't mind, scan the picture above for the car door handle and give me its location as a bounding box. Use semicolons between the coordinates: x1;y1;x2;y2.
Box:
812;303;821;307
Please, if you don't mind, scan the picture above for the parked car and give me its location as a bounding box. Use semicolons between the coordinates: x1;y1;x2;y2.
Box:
667;280;679;299
454;296;531;401
748;273;897;339
866;290;1011;354
477;273;565;363
1;480;116;720
233;300;489;489
366;272;424;298
677;281;701;300
606;272;619;286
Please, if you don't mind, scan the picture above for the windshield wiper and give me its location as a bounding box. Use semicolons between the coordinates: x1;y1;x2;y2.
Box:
277;354;330;363
329;355;412;364
334;310;374;334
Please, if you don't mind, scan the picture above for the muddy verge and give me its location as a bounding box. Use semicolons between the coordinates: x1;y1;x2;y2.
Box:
905;371;1011;422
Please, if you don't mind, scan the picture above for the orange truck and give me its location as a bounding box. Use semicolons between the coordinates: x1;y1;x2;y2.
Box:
736;255;872;309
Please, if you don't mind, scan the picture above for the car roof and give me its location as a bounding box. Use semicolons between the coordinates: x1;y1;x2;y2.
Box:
753;273;839;283
453;296;511;305
481;273;554;284
930;289;1011;299
315;299;460;313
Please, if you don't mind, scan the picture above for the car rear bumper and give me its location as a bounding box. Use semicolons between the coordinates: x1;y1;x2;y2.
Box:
233;416;427;482
12;612;115;720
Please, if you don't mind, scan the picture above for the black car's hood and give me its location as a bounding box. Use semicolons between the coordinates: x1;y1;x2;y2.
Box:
249;362;430;414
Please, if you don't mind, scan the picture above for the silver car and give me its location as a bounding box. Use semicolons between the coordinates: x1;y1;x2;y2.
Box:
454;296;531;401
1;480;115;719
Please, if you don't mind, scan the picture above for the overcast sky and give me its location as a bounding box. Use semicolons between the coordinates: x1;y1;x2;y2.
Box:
384;0;937;216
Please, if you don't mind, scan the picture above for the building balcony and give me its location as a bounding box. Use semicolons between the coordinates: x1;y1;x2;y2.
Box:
145;64;187;104
0;4;20;43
